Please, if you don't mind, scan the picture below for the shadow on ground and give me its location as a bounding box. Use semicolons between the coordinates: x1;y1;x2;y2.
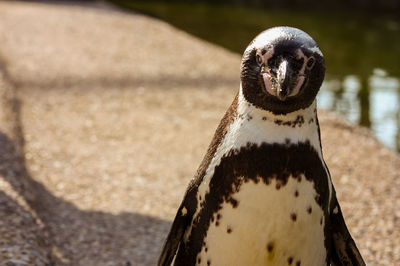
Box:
0;130;170;266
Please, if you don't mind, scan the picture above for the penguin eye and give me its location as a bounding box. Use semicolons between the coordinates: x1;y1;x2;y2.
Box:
256;54;263;65
307;57;315;69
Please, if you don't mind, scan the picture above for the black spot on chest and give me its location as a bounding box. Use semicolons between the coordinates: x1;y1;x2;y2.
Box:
274;115;305;127
228;197;238;208
174;142;331;265
267;241;274;252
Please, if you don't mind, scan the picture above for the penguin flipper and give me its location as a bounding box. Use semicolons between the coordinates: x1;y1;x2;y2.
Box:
158;204;190;266
330;201;366;266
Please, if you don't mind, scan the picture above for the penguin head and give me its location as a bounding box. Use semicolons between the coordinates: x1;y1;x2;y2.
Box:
240;27;325;114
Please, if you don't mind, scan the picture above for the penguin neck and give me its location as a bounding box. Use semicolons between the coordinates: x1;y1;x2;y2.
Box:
229;85;323;157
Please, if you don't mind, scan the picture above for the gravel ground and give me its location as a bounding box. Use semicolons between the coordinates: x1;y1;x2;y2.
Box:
0;1;398;265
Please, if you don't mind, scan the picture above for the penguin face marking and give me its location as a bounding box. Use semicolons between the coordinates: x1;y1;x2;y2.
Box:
241;27;325;114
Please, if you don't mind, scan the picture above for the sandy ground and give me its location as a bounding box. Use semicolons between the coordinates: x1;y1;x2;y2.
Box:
0;1;398;265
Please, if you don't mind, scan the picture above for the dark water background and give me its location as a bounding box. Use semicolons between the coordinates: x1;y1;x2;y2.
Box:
112;1;400;151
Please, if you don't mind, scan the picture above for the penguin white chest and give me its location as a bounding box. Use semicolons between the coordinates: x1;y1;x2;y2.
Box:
196;175;327;266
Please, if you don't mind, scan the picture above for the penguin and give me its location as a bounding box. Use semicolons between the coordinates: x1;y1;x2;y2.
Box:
158;26;365;266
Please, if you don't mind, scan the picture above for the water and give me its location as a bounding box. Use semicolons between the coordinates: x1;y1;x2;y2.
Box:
112;1;400;151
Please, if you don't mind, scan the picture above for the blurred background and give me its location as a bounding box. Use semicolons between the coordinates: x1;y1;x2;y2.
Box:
105;0;400;152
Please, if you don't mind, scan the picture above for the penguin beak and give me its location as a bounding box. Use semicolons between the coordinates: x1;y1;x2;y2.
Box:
276;60;290;101
262;60;304;101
